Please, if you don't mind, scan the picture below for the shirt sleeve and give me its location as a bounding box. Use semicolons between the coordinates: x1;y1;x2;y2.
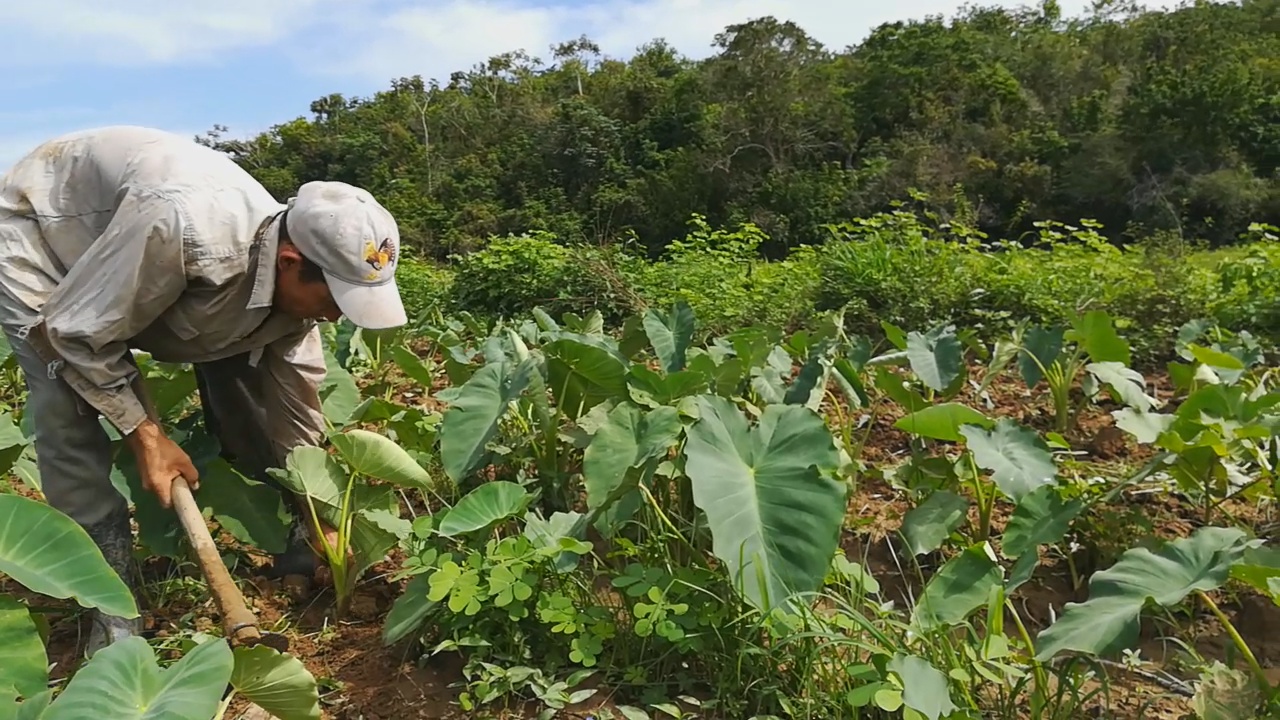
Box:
259;324;328;464
38;186;189;435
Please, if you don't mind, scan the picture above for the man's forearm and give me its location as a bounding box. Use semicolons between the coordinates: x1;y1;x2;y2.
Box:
123;373;167;456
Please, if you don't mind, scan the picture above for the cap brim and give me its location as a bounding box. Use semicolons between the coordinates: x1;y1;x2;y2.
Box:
324;273;408;330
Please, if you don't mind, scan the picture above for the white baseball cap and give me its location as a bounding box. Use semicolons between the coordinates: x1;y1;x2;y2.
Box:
285;180;408;329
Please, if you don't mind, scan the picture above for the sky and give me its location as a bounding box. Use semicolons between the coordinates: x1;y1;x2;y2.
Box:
0;0;1165;169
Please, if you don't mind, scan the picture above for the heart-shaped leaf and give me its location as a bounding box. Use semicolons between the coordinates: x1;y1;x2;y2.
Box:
0;597;47;700
906;327;963;392
42;635;232;719
683;395;846;612
894;403;993;442
439;358;537;482
1034;526;1251;661
0;494;138;619
961;419;1057;503
643;301;696;373
900;490;969;556
331;428;433;490
230;645;322;720
437;482;532;537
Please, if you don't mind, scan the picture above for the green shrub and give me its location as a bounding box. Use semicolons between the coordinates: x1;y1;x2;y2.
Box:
447;232;641;322
813;211;987;337
978;223;1225;363
627;215;820;337
396;256;455;321
432;214;1279;365
1209;226;1280;339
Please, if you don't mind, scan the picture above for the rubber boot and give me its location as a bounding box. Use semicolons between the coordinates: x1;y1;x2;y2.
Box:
265;516;319;579
82;505;143;658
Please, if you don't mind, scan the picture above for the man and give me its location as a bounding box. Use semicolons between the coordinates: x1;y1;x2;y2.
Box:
0;125;407;657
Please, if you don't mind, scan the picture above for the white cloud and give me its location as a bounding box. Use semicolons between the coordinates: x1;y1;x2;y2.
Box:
303;0;1116;84
0;0;329;65
0;0;1141;79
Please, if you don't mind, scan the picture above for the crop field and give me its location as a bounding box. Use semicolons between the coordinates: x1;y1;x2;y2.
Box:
2;294;1279;720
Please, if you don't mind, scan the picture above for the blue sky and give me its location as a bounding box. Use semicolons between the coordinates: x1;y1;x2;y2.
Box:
0;0;1165;169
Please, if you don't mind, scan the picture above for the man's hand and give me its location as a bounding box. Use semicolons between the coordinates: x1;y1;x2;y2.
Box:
126;419;199;508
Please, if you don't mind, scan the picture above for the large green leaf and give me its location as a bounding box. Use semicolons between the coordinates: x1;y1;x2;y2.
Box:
1086;362;1159;412
272;446;347;510
544;337;630;420
140;367;199;421
389;345;436;391
438;358;537;482
894;403;992;442
911;543;1003;632
960;419;1057;503
1069;310;1130;365
1001;485;1084;559
0;688;51;720
643;301;696;373
1018;326;1064;388
900;490;969;556
887;654;958;720
110;455;183;559
0;414;32;481
271;447;399;576
230;645;322;720
38;636;231;719
347;487;404;578
1034;526;1251;661
683;395;847;612
436;482;532;537
112;422;228;559
0;597;46;700
523;510;591;572
383;574;437;646
195;459;291;555
1229;546;1280;596
319;347;362;426
1112;408;1176;444
330;428;433;490
783;339;837;410
626;366;708;408
582;403;681;512
906;326;963;392
0;495;137;619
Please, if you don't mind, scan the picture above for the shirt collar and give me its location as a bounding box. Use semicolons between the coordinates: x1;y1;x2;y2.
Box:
246;209;286;310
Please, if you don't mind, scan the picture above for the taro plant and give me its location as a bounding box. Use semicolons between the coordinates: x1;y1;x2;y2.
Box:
984;309;1158;434
1112;319;1280;523
1033;526;1280;717
387;302;917;716
270;428;435;618
0;493;323;720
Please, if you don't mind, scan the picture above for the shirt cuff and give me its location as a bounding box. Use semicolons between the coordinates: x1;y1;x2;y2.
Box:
61;372;150;436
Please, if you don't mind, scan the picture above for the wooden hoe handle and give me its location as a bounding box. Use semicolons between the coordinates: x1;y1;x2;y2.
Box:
169;476;266;648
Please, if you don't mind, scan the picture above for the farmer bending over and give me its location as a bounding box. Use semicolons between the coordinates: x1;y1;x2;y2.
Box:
0;126;407;657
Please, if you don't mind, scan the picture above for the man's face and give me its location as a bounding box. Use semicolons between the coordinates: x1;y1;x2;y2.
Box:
274;243;343;323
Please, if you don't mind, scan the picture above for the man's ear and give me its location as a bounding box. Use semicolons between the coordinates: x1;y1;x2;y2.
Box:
277;240;303;270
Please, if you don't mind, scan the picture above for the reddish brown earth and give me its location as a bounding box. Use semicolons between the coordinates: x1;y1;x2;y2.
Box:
4;361;1278;719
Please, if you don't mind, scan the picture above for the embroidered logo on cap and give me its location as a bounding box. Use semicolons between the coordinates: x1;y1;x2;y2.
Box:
363;237;397;280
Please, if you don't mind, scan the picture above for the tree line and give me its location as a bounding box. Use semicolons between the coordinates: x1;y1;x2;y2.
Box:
197;0;1280;259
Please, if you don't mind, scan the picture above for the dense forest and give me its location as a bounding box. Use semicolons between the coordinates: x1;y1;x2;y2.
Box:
198;0;1280;259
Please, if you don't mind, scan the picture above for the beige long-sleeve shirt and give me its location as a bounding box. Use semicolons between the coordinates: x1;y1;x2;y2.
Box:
0;125;327;446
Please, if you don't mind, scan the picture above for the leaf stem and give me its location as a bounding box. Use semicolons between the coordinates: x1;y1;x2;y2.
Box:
1196;589;1272;697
